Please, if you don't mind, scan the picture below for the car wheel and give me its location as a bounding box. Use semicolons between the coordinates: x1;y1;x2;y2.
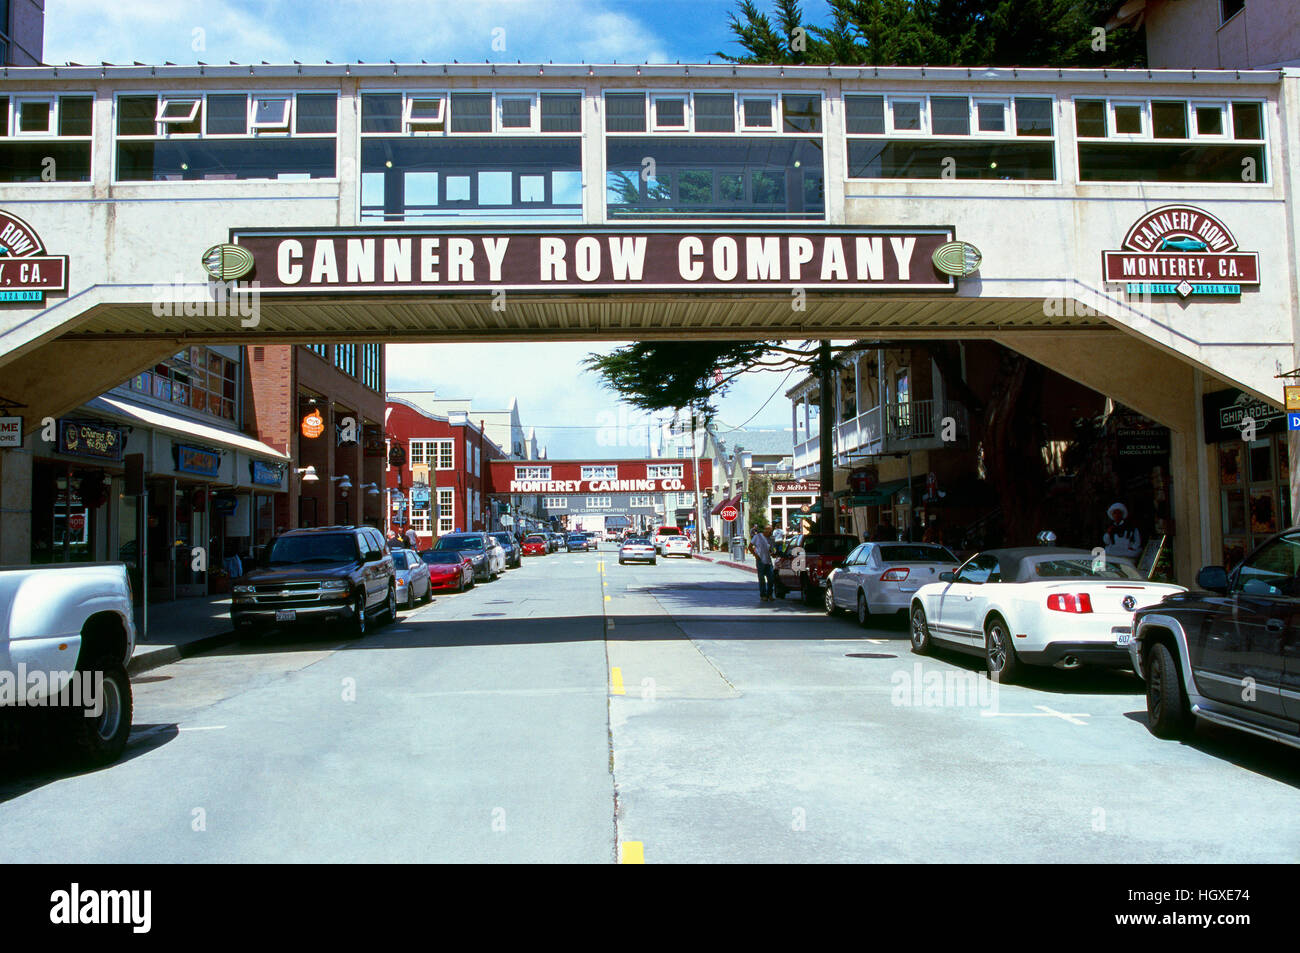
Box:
1146;641;1194;740
422;580;433;604
856;591;871;627
619;558;625;565
351;593;368;637
801;575;819;606
909;604;932;655
405;586;415;610
64;654;133;767
651;558;657;566
985;614;1020;683
824;585;838;616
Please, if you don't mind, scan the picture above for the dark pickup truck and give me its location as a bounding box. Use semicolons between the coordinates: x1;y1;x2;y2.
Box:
1132;527;1300;750
232;525;397;637
772;533;860;605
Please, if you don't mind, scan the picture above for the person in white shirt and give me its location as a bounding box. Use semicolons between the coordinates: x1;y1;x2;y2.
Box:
1102;502;1142;561
748;523;775;601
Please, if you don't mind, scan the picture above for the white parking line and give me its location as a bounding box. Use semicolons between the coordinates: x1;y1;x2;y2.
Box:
981;705;1090;725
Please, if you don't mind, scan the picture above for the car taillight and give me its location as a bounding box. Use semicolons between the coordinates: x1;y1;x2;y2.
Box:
1046;593;1093;613
880;568;910;582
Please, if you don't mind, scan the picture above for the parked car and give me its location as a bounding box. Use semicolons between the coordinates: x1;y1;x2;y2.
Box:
232;525;398;637
419;549;475;592
567;532;591;553
826;541;961;624
490;531;523;569
433;532;503;582
584;531;600;551
908;547;1185;681
547;532;564;552
390;548;433;609
522;534;549;557
1132;528;1300;749
653;526;684;554
0;562;136;765
619;536;657;565
773;533;860;604
661;535;692;558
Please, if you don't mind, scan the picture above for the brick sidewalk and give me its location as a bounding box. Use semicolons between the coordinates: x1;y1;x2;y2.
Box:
129;593;237;676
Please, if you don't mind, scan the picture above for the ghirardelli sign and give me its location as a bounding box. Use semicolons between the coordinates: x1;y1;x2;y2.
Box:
229;226;958;294
1102;205;1259;298
0;211;69;304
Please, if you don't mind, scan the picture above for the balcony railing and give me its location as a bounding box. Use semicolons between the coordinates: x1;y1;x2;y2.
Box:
792;399;970;473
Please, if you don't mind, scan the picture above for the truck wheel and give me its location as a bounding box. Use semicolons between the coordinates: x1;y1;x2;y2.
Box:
1146;641;1194;740
773;578;787;600
382;583;397;624
65;656;133;767
351;593;368;637
801;575;819;606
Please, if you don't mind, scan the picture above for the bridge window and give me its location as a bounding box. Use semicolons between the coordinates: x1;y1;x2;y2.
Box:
0;94;93;182
606;90;821;138
844;93;1056;180
517;466;551;481
122;346;238;422
360;343;382;393
646;464;683;480
363;90;581;137
1073;97;1267;183
334;343;356;377
581;465;618;481
114;92;337;181
544;497;567;509
586;497;612;509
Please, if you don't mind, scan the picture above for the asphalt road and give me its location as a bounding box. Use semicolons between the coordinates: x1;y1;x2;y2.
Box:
2;547;1299;862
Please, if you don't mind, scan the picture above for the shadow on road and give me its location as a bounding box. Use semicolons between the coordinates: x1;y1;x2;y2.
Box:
1120;710;1300;788
0;722;179;799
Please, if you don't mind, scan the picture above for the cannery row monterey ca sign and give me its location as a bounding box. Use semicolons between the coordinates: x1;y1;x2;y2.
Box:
227;226;961;293
1102;205;1259;299
0;210;69;304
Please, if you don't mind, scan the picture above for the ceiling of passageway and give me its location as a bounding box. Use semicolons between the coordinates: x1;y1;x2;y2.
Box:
63;294;1108;343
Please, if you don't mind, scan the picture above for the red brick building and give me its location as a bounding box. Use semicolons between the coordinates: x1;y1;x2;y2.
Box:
244;344;387;546
385;396;507;548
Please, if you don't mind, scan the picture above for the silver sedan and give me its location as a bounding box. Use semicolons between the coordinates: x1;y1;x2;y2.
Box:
826;541;960;625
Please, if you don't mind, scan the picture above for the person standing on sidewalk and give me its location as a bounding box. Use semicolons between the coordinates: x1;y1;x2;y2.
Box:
747;522;775;602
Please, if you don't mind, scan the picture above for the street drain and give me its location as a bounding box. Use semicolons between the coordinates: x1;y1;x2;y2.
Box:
845;652;897;659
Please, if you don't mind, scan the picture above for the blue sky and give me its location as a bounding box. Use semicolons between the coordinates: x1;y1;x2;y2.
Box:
45;0;821;457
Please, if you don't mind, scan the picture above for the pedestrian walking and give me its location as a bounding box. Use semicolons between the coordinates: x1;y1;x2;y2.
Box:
1102;502;1142;560
747;522;776;602
404;525;419;550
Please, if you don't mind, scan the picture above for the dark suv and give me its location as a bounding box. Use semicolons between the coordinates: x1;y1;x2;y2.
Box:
490;531;523;569
1132;527;1300;750
232;525;397;637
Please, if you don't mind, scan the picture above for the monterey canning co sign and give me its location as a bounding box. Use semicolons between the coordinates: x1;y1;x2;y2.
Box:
229;226;958;294
0;211;69;303
1102;205;1259;298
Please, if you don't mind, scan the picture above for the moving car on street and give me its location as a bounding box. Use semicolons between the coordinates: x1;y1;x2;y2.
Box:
522;534;549;557
1132;528;1300;749
661;535;692;558
773;533;859;605
908;547;1185;681
419;550;475;592
619;536;657;565
390;548;433;609
491;531;523;569
653;526;684;554
825;541;961;624
434;532;503;582
233;525;398;638
567;532;591;553
0;562;136;766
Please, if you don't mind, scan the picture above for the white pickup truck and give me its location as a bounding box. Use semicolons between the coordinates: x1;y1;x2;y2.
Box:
0;562;136;765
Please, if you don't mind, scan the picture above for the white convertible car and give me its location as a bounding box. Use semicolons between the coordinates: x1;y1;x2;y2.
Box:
908;547;1185;680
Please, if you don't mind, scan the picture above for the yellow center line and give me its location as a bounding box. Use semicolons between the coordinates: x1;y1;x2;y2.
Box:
610;666;626;695
620;841;645;864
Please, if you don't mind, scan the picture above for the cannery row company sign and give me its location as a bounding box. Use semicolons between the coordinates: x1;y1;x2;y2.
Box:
0;210;69;304
228;226;959;293
1102;205;1259;298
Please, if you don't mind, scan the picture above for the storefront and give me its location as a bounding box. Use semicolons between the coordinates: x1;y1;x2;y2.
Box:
770;480;819;535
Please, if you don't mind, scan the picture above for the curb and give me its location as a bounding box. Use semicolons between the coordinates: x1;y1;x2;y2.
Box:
128;629;237;677
693;552;757;575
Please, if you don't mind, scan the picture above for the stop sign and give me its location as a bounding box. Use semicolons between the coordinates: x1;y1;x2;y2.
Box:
721;505;738;522
67;514;86;532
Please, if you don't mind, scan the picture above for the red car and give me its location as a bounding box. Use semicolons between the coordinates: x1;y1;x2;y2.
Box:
419;550;475;592
522;534;549;557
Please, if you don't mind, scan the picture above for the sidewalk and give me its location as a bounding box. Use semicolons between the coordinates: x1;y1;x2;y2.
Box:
693;551;756;574
129;594;238;676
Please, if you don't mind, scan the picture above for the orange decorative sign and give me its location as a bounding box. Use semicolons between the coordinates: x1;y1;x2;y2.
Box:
1285;386;1300;412
301;411;325;439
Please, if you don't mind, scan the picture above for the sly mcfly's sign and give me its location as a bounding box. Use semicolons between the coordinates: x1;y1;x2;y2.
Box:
1102;205;1259;298
229;226;958;294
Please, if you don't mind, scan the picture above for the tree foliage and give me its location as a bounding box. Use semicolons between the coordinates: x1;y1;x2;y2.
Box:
718;0;1146;68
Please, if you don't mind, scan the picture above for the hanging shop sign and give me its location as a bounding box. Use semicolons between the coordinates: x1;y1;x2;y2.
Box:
363;424;386;458
0;210;69;304
57;420;124;461
229;226;960;294
1116;416;1171;457
772;480;820;494
0;416;23;448
175;444;221;477
301;410;325;439
1102;205;1259;298
1201;388;1285;443
249;460;284;487
848;467;878;495
212;494;240;516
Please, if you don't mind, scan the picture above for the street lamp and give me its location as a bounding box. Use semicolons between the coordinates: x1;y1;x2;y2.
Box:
296;466;319;483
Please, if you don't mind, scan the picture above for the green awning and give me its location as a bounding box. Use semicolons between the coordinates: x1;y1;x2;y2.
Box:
850;478;911;506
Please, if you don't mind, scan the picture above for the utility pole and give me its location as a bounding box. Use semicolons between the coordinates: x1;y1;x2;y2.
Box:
690;409;703;553
817;339;834;533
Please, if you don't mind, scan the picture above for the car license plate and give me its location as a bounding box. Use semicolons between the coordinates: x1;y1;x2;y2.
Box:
275;609;296;622
1113;626;1132;646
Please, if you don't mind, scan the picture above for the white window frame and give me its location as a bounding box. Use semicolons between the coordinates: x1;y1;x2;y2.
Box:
404;93;447;133
651;93;689;132
515;465;552;481
437;488;454;534
474;445;481;477
1149;99;1191;141
544;497;567;509
1108;99;1149;140
586;496;612;509
887;97;927;135
250;93;293;133
434;438;454;470
692;91;737;134
928;94;973;137
1190;100;1230;139
739;94;778;132
647;464;684;480
156;96;201;126
13;97;55;137
973;98;1012;136
581;465;619;481
496;93;538;133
